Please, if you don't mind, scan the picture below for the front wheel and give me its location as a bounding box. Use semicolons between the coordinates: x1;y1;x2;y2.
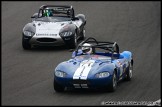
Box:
107;72;117;92
54;80;65;92
68;33;77;49
79;27;85;40
22;37;31;50
125;62;133;81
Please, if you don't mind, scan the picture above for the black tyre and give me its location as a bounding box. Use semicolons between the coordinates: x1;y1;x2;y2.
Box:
54;79;65;92
68;33;77;49
125;62;133;81
22;37;31;50
107;72;117;92
79;27;85;40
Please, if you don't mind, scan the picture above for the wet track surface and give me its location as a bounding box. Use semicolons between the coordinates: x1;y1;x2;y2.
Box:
2;1;161;105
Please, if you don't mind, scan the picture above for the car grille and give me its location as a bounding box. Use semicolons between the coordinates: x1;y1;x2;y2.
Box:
37;38;57;42
72;79;88;84
36;34;57;36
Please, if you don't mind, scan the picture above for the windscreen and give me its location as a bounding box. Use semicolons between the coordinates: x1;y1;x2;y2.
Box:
39;6;73;18
35;17;71;22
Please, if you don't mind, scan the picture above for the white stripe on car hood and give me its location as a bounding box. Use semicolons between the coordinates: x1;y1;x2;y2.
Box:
73;60;95;80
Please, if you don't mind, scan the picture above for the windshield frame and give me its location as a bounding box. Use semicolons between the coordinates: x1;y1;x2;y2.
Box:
37;5;75;20
34;16;72;22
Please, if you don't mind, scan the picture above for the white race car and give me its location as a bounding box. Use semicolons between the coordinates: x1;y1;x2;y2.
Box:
22;5;86;49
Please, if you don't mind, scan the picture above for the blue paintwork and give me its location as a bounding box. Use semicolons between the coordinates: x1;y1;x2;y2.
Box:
54;50;133;88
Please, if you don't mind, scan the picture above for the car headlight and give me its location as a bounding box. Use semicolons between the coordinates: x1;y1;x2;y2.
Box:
55;70;67;77
95;72;110;78
60;31;73;37
23;30;35;36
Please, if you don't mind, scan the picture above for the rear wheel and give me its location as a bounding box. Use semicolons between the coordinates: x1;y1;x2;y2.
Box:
107;72;117;92
54;79;65;92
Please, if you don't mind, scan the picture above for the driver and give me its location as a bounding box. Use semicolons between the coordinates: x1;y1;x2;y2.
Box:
43;8;53;17
81;43;93;55
71;43;93;58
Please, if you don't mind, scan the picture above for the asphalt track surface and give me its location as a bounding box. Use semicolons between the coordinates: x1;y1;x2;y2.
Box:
2;1;161;106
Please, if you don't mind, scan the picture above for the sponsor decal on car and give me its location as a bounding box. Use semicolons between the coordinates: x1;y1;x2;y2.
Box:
36;34;57;36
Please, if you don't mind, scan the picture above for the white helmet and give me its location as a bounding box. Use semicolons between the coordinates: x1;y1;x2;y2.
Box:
82;43;92;54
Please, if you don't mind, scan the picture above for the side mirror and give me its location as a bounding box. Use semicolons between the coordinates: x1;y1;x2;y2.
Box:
31;13;38;19
74;17;79;20
72;51;76;58
31;16;35;18
71;49;83;58
72;17;79;21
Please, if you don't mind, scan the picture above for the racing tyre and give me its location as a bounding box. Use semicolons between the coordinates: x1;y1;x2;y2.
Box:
125;62;133;81
108;72;117;92
68;33;77;49
54;80;65;92
22;38;31;50
79;27;85;40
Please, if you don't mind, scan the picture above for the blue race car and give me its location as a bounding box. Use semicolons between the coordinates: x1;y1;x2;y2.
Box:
54;37;133;92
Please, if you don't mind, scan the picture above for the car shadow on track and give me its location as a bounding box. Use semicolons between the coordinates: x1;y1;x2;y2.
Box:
31;46;70;51
54;79;133;95
22;39;84;52
22;45;76;53
55;89;109;96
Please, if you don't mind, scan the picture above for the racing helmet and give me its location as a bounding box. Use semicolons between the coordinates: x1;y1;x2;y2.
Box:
43;8;53;17
81;43;92;54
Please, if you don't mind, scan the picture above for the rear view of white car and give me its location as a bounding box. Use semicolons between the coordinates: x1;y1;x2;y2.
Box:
22;5;86;49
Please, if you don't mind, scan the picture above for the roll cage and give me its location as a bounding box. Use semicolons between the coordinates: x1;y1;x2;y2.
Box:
38;5;75;19
75;37;120;59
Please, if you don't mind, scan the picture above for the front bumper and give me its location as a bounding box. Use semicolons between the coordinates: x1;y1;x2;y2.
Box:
54;75;113;89
29;35;65;46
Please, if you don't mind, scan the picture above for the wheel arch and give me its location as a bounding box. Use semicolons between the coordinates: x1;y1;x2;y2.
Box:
23;23;36;33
